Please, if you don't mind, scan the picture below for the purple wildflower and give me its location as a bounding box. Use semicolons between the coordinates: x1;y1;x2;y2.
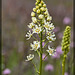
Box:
63;17;71;25
70;42;73;48
45;64;54;71
42;53;47;60
53;27;60;33
42;42;45;47
57;32;63;39
56;46;63;55
65;72;68;75
3;68;11;75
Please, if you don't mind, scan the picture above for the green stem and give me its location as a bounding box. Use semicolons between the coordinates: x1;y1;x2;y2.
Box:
32;36;37;40
39;32;43;75
62;55;67;75
31;61;40;74
43;41;49;48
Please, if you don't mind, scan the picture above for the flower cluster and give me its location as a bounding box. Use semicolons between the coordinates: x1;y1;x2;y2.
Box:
26;0;56;61
61;26;71;54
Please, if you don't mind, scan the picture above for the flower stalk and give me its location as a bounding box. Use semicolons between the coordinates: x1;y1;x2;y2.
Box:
61;26;71;75
25;0;56;75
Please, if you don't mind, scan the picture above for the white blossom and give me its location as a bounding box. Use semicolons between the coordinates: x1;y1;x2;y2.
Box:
26;30;33;40
44;22;50;30
46;34;56;42
44;22;55;31
28;22;35;29
32;25;42;34
26;54;34;61
30;41;40;51
46;45;55;55
32;17;37;23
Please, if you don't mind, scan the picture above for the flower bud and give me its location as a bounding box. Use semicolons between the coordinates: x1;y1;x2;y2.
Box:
31;12;35;17
38;14;44;19
40;7;45;11
61;26;71;54
37;9;40;14
44;10;48;15
39;3;42;7
32;17;37;23
47;16;52;21
41;1;44;4
33;8;36;12
36;6;39;9
43;4;46;7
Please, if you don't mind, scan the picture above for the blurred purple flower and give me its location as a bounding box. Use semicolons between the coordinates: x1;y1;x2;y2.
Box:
52;46;63;59
65;72;68;75
70;42;73;48
42;42;45;47
52;52;60;59
57;32;63;39
42;54;47;60
53;27;60;33
63;17;71;25
45;64;54;71
56;46;63;55
3;68;11;75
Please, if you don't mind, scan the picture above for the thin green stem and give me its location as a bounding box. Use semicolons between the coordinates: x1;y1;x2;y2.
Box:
43;41;49;48
62;55;67;75
31;61;40;74
39;32;43;75
32;36;37;40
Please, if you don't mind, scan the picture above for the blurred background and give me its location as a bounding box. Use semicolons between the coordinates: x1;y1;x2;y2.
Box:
2;0;73;75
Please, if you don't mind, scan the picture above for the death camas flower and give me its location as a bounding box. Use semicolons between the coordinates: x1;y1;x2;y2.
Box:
26;54;34;61
30;41;40;51
26;30;33;40
25;0;56;61
46;45;55;55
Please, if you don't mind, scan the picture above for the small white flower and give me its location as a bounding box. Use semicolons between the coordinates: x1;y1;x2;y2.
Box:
44;22;55;31
28;22;35;29
32;25;42;34
46;34;56;42
46;30;52;35
38;14;44;19
49;23;55;30
31;12;35;17
26;54;34;61
46;45;55;55
32;17;37;23
30;41;40;51
26;30;33;40
44;22;50;30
